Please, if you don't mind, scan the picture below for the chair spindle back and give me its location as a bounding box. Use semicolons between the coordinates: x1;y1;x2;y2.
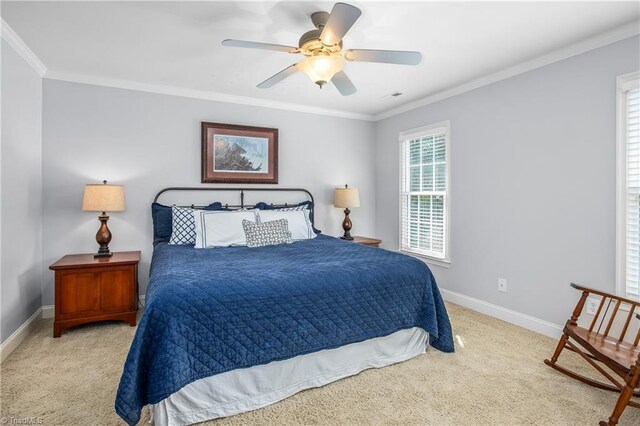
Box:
575;283;640;347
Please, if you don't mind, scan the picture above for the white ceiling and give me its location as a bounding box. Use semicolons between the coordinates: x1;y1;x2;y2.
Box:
2;1;639;117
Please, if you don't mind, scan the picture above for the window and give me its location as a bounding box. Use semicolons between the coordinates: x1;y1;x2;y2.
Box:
400;121;450;262
617;72;640;300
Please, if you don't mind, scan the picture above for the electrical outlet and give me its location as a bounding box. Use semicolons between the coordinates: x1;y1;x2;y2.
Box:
586;297;599;315
497;278;507;292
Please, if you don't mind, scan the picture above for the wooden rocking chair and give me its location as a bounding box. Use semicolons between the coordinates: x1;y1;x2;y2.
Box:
544;283;640;425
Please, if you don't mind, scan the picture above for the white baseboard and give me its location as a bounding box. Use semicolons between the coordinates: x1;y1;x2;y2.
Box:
42;305;54;319
0;307;43;363
440;288;563;339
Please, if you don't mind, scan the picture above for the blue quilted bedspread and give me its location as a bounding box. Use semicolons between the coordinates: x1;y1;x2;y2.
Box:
115;235;454;425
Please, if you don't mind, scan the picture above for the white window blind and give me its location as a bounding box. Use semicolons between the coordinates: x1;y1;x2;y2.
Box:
400;123;449;260
624;86;640;299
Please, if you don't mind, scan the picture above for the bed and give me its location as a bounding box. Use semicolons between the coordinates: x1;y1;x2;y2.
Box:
115;188;454;425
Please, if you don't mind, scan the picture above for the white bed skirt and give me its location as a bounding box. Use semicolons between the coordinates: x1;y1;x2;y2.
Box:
149;327;429;425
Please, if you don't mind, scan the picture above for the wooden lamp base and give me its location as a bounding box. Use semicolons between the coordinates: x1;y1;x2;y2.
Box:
95;212;113;258
340;208;354;240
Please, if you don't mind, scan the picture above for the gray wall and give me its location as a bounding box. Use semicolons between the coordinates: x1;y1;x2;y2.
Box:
374;35;640;326
1;39;43;342
41;80;376;305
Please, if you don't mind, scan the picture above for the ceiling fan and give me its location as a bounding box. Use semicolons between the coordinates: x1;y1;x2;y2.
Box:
222;2;422;96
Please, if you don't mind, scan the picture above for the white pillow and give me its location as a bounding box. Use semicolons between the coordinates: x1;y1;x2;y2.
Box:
257;210;316;241
194;210;257;248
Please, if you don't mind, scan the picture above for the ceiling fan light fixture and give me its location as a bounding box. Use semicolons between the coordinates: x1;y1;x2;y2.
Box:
223;2;421;95
298;55;343;89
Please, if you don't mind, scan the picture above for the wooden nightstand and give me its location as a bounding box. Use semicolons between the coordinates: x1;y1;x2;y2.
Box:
49;251;140;337
351;236;382;248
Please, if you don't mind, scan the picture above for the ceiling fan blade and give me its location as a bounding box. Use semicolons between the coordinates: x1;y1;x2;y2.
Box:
320;3;362;46
222;39;297;53
344;49;422;65
331;70;357;96
257;64;299;88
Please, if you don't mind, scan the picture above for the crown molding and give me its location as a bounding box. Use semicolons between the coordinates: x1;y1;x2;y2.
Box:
44;71;375;121
1;18;47;77
35;19;640;123
375;20;640;121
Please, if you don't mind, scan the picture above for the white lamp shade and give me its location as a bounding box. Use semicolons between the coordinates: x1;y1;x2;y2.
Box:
334;186;360;208
82;183;126;212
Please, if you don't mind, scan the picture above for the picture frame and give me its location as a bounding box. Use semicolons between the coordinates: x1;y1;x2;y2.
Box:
201;122;278;184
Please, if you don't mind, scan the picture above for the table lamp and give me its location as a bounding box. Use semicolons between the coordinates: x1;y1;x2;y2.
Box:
82;180;126;257
333;184;360;240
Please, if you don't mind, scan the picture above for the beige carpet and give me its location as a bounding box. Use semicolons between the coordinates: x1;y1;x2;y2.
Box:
1;303;639;425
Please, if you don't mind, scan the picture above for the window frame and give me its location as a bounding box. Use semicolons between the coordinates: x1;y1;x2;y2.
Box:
398;120;451;266
616;71;640;298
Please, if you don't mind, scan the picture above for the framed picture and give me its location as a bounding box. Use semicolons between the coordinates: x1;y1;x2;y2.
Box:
201;122;278;184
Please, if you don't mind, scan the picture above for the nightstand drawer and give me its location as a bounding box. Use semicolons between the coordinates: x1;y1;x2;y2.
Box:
58;271;101;316
56;265;136;320
100;267;136;311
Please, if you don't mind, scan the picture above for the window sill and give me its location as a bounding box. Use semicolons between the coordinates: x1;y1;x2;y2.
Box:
400;250;451;269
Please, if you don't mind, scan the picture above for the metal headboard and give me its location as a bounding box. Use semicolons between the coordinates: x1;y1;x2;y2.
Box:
153;187;315;226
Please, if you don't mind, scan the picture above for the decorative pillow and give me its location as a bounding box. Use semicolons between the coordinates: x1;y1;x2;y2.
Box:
163;203;231;245
194;210;258;248
151;203;173;245
257;210;316;241
242;219;293;248
253;200;321;234
168;206;197;245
